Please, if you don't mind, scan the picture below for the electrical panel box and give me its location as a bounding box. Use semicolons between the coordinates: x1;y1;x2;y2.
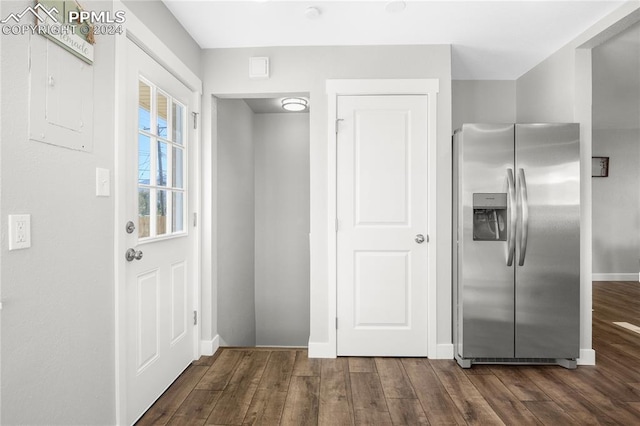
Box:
29;36;93;152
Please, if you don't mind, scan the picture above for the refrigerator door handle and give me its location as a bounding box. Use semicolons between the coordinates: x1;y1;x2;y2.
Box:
518;168;529;266
506;168;517;266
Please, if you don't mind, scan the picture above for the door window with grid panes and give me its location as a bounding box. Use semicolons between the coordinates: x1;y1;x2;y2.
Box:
137;78;186;239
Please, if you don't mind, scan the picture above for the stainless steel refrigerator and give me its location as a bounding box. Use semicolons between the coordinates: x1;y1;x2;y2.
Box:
452;123;580;369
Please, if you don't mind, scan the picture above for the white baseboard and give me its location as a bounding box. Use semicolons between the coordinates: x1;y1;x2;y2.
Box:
307;339;593;364
577;348;596;366
592;273;639;282
200;335;220;356
307;340;452;359
434;343;454;359
308;340;336;358
256;345;307;349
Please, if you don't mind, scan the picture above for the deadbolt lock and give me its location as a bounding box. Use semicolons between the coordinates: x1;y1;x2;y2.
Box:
125;221;136;234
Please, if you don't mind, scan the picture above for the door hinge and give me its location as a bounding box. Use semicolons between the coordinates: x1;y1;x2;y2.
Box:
335;218;339;232
193;212;198;227
193;310;198;325
336;317;338;329
192;112;199;129
335;118;344;134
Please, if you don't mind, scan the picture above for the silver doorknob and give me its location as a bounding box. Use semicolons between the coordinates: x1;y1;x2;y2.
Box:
415;234;426;244
125;248;144;262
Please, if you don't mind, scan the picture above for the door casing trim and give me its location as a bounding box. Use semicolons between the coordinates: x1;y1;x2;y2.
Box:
114;2;202;424
325;79;439;358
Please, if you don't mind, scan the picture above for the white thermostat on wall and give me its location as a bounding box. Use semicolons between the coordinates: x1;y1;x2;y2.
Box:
249;57;269;79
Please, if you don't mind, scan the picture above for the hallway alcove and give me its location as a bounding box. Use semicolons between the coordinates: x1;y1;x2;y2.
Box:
591;20;640;283
215;96;311;347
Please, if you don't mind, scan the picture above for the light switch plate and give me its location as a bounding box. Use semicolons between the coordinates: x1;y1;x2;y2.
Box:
96;167;110;197
8;214;31;250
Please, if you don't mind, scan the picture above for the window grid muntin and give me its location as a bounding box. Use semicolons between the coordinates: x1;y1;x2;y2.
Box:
138;76;187;241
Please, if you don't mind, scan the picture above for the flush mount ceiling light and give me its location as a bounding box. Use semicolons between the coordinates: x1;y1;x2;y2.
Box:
282;98;308;112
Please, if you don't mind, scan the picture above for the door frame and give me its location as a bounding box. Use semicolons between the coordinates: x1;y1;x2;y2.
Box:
326;79;439;358
114;3;202;424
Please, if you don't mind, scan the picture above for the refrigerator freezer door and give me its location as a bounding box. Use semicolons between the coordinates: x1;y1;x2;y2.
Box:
515;123;580;359
455;124;515;358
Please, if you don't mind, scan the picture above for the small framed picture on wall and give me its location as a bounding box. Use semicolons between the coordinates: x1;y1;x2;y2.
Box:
592;157;609;177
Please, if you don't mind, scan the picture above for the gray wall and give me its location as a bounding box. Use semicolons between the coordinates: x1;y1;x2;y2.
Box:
217;99;257;346
1;1;116;424
122;0;201;76
592;21;640;130
452;80;516;130
516;48;577;123
516;3;640;123
592;129;640;277
201;45;452;354
0;0;203;423
592;22;640;278
254;113;310;347
216;105;311;347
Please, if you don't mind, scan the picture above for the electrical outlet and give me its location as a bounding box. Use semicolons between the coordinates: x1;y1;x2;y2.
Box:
9;214;31;250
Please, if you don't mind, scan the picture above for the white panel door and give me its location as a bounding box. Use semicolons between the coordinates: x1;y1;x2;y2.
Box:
125;40;196;425
337;95;429;356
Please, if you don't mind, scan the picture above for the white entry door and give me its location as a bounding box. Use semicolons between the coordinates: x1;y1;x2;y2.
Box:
337;95;429;356
124;40;196;424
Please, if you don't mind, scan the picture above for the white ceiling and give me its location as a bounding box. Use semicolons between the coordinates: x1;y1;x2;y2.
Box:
162;0;627;80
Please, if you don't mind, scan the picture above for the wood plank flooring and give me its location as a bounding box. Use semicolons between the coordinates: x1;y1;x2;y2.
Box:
137;281;640;425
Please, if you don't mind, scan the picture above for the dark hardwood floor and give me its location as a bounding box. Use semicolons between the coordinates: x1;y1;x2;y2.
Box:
136;281;640;425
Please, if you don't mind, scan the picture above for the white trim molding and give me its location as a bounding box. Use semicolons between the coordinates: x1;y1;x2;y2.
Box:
119;3;201;94
200;335;220;356
592;273;639;282
436;344;455;360
308;340;336;358
323;79;440;359
578;348;596;366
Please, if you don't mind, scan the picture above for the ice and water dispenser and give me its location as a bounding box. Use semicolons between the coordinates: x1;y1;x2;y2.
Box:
473;193;507;241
